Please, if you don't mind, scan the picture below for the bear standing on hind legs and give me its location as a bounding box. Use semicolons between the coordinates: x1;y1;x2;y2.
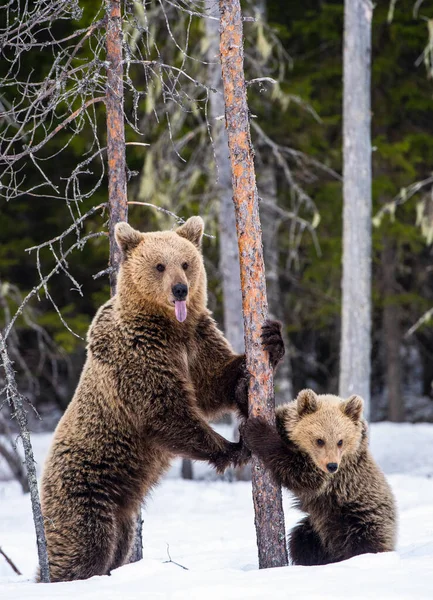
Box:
243;389;397;566
40;217;284;582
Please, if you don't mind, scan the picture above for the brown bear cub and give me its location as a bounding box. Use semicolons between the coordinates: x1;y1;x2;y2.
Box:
40;217;284;582
243;389;397;566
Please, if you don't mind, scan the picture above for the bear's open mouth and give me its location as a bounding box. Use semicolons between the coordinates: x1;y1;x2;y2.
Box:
174;300;187;323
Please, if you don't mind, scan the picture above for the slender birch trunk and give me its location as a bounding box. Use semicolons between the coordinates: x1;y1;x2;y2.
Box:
340;0;373;419
105;0;142;562
218;0;287;569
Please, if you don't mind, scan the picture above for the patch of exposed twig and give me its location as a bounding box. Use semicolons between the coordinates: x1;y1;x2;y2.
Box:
0;547;22;576
163;544;189;570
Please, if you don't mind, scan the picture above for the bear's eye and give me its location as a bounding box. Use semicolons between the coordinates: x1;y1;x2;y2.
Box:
182;262;189;271
156;264;165;273
316;439;325;447
337;439;343;447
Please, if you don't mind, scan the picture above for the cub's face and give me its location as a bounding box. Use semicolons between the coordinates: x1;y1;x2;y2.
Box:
115;217;206;322
289;389;364;475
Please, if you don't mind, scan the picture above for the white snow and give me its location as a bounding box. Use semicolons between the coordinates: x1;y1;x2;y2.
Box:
1;422;433;599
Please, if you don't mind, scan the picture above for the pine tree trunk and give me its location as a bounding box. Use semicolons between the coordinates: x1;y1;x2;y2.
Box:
105;0;142;563
218;0;288;569
340;0;373;419
106;0;128;294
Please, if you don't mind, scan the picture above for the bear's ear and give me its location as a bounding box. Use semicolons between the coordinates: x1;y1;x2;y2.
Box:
341;395;364;423
175;216;204;248
297;389;318;417
115;222;143;255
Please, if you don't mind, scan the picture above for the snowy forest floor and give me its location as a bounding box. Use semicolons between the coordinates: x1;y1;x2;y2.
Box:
1;423;433;599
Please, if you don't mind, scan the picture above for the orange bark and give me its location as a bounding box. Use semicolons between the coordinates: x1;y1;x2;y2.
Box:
218;0;288;569
106;0;127;295
105;0;142;563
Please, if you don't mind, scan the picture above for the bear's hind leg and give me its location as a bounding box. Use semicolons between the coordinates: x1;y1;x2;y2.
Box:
110;514;137;571
289;517;331;566
46;512;117;582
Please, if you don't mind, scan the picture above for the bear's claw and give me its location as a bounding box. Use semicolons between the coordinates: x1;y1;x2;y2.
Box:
261;319;285;368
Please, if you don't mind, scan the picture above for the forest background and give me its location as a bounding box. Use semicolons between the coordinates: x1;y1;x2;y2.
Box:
1;0;433;433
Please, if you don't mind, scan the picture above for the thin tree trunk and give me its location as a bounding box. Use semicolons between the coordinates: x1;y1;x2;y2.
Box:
218;0;287;569
339;0;373;419
382;239;404;421
0;332;50;582
260;165;293;405
105;0;142;563
106;0;128;294
205;0;244;355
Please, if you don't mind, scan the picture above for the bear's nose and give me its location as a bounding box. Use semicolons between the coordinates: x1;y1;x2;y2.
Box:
172;283;188;300
326;463;338;473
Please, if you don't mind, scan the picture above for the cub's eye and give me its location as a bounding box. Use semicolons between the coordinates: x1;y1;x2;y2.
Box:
316;439;325;447
156;264;165;273
182;262;189;271
337;440;343;447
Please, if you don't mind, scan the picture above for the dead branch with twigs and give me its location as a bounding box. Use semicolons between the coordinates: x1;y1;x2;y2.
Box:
0;330;50;582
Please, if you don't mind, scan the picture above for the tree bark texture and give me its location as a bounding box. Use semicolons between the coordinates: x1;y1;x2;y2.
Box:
0;332;50;582
381;239;404;422
340;0;373;419
106;0;128;296
260;164;293;405
205;0;244;355
218;0;288;569
105;0;142;563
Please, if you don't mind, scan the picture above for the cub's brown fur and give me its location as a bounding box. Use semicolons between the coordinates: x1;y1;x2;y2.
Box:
243;389;397;566
40;217;284;582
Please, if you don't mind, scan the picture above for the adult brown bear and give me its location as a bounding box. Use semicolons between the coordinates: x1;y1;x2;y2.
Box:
40;217;284;582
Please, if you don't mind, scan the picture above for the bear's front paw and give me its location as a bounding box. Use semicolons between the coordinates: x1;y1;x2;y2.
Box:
212;441;251;474
242;417;275;453
231;438;251;469
235;363;250;418
261;320;285;369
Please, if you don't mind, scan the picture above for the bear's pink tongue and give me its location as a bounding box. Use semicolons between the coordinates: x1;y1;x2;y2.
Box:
174;301;187;323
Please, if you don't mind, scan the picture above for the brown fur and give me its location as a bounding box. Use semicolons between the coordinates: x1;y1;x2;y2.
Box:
243;389;397;566
40;217;284;582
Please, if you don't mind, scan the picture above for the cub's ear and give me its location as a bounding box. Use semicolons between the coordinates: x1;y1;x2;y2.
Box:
115;222;143;255
341;395;364;423
175;216;204;248
297;389;318;417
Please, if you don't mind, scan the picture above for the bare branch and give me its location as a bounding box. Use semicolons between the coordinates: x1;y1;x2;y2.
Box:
0;547;22;576
0;331;50;582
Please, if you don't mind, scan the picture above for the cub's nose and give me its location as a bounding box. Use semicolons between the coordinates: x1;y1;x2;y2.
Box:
172;283;188;300
327;463;338;473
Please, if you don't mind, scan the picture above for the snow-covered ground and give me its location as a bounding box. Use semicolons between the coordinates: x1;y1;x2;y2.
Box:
1;423;433;599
